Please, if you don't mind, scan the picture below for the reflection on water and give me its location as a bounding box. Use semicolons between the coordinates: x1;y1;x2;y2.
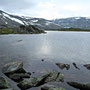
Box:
0;31;90;90
40;37;51;55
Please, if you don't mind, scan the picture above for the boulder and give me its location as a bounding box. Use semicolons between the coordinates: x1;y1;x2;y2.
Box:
0;77;10;89
43;71;64;83
17;71;64;90
67;82;90;90
17;77;43;90
8;73;31;82
56;63;70;70
84;64;90;70
41;84;65;90
2;61;25;75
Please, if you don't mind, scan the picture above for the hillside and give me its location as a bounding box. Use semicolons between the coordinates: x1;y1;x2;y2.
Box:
0;10;61;30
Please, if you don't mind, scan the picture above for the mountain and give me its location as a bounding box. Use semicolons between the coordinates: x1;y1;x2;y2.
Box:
0;10;61;29
1;10;90;30
51;17;90;29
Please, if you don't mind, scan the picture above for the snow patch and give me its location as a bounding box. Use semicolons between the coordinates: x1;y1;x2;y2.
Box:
32;20;38;23
22;16;33;19
10;17;24;25
85;17;90;19
23;21;34;25
5;22;8;24
45;21;52;25
3;13;24;25
74;17;80;20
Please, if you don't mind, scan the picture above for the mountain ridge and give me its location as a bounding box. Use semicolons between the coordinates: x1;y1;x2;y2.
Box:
1;10;90;29
0;10;61;29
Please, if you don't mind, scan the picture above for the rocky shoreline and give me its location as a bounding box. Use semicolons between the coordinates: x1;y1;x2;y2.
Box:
0;61;90;90
0;25;45;34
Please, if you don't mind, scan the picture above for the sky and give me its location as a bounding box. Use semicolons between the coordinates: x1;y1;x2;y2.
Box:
0;0;90;20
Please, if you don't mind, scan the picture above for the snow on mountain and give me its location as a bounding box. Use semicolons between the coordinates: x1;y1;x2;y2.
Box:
0;10;61;29
1;10;90;29
3;13;24;25
52;17;90;29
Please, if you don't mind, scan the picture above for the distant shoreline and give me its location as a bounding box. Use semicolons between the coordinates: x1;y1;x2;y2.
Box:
46;28;90;32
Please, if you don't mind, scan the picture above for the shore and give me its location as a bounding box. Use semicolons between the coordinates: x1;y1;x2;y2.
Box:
47;28;90;32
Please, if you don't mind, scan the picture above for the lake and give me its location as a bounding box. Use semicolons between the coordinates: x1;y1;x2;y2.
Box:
0;31;90;90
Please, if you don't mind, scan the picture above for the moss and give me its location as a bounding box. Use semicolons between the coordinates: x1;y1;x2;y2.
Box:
0;77;10;89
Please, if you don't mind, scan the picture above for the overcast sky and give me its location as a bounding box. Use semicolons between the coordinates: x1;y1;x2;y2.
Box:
0;0;90;20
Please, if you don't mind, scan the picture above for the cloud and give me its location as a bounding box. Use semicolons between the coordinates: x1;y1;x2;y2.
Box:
0;0;90;19
0;0;35;12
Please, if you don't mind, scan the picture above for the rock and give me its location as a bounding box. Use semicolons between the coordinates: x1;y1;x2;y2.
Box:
84;64;90;70
17;77;43;90
67;82;90;90
17;71;64;90
27;72;31;75
2;61;25;75
0;77;10;89
42;71;64;83
56;63;70;70
72;62;80;70
65;64;70;70
41;84;65;90
8;73;30;82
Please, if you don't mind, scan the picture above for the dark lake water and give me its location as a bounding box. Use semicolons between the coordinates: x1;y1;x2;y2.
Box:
0;31;90;90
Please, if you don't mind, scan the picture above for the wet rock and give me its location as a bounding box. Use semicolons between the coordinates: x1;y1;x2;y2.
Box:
27;72;31;75
84;64;90;70
8;73;30;82
0;77;10;89
17;77;44;90
72;62;80;70
67;82;90;90
41;84;65;90
43;71;64;83
17;71;64;90
2;61;25;75
65;64;70;70
56;63;70;70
